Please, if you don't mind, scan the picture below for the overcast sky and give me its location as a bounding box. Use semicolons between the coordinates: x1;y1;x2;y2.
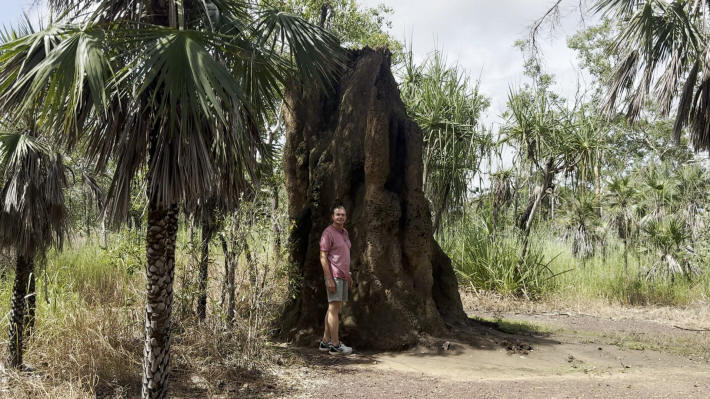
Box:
1;0;597;130
359;0;598;128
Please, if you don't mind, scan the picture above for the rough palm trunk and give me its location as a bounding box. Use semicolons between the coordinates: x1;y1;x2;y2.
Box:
25;264;36;336
83;186;91;239
226;241;237;326
271;184;281;255
100;209;108;249
142;201;178;399
280;48;467;350
197;222;213;321
219;235;230;309
7;254;32;368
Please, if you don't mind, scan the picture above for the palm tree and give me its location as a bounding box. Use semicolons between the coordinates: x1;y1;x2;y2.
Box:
0;2;342;396
503;84;575;232
606;175;638;271
593;0;710;150
641;215;699;279
399;47;491;233
0;121;67;368
564;191;602;262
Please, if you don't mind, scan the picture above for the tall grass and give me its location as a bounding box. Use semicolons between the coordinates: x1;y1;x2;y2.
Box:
541;234;710;306
442;216;710;306
0;228;288;397
441;216;557;298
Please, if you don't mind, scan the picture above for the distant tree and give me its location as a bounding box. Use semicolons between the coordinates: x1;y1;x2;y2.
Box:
272;0;403;60
606;175;638;271
594;0;709;150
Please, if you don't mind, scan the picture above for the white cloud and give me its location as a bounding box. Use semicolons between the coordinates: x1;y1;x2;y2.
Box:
359;0;598;129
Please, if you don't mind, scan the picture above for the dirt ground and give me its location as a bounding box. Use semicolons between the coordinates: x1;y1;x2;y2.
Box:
244;291;710;399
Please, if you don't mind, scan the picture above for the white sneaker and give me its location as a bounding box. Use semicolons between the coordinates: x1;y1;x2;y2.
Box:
328;342;353;355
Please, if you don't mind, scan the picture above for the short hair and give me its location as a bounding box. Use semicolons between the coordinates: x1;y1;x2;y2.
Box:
332;205;346;215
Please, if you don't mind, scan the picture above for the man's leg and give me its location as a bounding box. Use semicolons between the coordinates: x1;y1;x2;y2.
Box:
327;301;341;346
322;310;331;343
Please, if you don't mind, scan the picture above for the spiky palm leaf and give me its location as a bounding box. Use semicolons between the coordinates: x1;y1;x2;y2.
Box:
0;2;345;222
594;0;710;148
563;191;602;259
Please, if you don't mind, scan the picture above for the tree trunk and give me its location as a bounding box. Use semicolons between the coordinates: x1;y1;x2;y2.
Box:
100;208;108;249
271;183;282;256
83;186;91;239
219;235;229;309
226;240;237;326
142;201;178;399
518;158;555;232
7;254;33;368
280;48;467;350
25;264;36;336
197;221;213;321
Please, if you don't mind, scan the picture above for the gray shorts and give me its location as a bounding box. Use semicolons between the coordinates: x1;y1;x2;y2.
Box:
326;278;348;303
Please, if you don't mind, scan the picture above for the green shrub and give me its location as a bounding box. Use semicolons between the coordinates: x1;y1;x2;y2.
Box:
441;216;557;298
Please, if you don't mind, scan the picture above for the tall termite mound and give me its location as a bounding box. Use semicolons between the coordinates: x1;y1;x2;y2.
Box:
280;48;467;350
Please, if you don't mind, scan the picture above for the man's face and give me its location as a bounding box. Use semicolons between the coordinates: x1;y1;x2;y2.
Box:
332;208;347;226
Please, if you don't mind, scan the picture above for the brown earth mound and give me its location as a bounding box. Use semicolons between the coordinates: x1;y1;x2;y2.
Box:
279;47;467;350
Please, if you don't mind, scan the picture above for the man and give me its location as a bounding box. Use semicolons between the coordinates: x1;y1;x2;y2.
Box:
318;205;353;355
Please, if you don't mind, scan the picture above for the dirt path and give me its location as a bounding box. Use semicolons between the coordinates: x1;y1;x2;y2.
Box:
268;295;710;399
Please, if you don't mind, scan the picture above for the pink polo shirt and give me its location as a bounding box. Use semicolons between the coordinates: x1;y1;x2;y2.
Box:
319;225;351;280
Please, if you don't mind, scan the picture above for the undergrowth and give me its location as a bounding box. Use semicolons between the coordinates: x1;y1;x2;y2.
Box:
441;215;710;306
0;228;287;398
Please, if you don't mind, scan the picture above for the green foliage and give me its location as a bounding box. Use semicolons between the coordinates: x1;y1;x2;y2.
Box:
562;191;602;259
399;46;491;231
441;214;556;298
270;0;404;60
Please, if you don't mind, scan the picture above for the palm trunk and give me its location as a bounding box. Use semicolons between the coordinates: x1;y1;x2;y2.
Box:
83;186;91;239
219;235;229;309
518;158;555;232
142;201;178;399
197;221;212;321
25;265;36;336
271;183;281;256
7;254;33;368
226;250;237;326
100;208;108;249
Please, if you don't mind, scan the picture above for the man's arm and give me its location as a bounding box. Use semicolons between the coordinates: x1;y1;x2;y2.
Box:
321;251;336;293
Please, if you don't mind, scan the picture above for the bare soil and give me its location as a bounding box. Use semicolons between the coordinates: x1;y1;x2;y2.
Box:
262;291;710;399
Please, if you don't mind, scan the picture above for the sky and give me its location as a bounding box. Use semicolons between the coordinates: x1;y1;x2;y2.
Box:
1;1;45;27
0;0;597;133
358;0;598;128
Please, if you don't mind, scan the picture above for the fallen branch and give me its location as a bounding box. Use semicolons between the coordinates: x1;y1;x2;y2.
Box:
673;325;710;332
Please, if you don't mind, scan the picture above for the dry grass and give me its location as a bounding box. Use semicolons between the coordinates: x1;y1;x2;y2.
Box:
0;233;292;398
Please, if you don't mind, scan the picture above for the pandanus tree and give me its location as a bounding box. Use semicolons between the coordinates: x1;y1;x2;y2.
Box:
0;1;342;397
503;83;574;233
399;47;491;234
0;122;67;368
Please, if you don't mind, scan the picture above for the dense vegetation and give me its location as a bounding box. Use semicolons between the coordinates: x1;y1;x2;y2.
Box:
0;0;709;397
